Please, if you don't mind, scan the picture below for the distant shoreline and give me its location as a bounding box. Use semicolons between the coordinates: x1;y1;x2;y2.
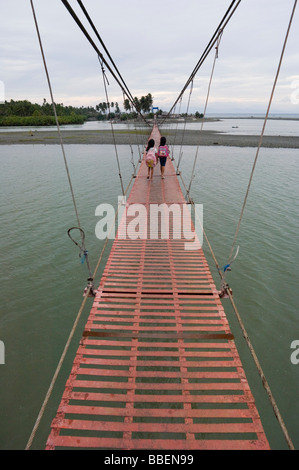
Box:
0;127;298;148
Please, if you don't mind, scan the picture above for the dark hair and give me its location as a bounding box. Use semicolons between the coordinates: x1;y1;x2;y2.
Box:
160;136;166;146
146;139;155;152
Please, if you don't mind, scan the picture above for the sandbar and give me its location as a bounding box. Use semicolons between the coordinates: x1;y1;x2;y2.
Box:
0;128;298;148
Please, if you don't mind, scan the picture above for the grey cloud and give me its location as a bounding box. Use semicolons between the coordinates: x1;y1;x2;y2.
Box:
1;0;298;114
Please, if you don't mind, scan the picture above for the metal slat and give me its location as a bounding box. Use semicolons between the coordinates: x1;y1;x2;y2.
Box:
51;419;264;435
62;405;257;419
46;436;268;451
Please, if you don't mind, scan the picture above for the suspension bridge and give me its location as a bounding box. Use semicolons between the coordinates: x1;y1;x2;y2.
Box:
26;0;297;452
43;124;271;450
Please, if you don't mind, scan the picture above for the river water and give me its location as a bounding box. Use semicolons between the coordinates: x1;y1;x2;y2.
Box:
0;119;298;449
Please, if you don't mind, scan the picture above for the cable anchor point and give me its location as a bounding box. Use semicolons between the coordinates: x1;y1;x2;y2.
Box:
83;277;98;298
218;245;239;298
218;281;233;299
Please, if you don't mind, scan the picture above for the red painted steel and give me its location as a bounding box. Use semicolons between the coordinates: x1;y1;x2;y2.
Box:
46;125;270;450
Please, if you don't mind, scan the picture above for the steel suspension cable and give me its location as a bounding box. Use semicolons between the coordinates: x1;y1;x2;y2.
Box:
60;0;150;127
227;0;298;266
99;56;125;196
186;191;295;451
163;1;297;449
76;0;135;105
162;0;242;124
76;0;145;184
25;172;136;450
62;0;148;192
187;1;297;450
25;0;100;449
60;0;128;101
185;30;223;203
168;97;183;162
26;1;146;449
176;80;194;174
29;0;94;278
161;148;295;452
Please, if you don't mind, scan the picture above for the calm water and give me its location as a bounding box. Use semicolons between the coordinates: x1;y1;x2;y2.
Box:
1;115;299;137
0;124;299;449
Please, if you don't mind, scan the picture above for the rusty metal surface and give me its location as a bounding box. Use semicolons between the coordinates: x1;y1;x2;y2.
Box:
46;126;270;450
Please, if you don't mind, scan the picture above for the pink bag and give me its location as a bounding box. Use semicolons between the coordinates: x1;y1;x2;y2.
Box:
145;148;156;168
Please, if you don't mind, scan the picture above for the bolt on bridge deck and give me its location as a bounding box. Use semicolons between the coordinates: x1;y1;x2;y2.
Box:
46;125;270;450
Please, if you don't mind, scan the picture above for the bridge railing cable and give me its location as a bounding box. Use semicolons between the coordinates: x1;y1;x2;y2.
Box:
161;0;242;125
172;0;298;450
60;0;150;127
61;0;149;189
185;29;223;203
76;0;135;106
227;0;298;268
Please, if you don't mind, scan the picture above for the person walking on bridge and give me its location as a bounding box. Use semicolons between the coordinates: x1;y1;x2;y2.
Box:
145;138;157;180
156;136;170;179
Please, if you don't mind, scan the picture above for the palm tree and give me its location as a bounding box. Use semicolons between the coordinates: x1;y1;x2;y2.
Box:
124;99;131;113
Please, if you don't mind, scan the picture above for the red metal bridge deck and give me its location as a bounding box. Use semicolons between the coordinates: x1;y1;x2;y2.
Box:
46;126;270;450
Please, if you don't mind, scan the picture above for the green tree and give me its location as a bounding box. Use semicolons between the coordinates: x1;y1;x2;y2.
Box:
143;93;153;113
133;94;153;114
123;98;131;113
133;97;141;113
115;102;120;115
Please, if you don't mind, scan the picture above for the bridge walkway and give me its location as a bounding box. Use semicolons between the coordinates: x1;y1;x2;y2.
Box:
46;125;269;450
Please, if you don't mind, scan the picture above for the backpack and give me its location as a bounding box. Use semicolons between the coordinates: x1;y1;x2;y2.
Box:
145;148;156;168
158;145;169;158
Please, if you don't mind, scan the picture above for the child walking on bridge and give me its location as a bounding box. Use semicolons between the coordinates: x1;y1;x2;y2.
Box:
145;139;157;180
156;136;170;179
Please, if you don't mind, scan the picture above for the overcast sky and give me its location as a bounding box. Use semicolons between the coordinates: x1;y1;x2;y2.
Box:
1;0;299;115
